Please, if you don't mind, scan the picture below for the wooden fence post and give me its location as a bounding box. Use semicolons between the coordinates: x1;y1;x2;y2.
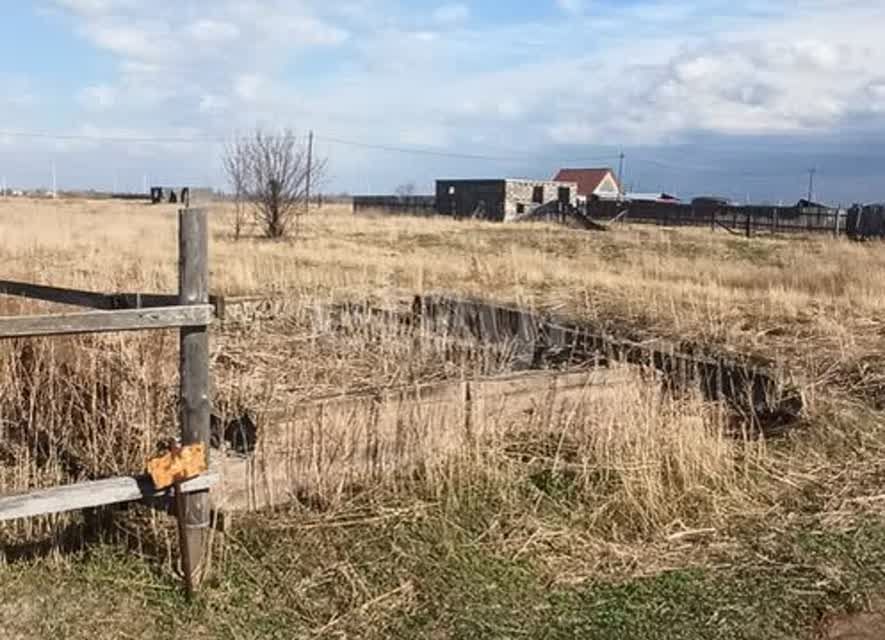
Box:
178;207;211;595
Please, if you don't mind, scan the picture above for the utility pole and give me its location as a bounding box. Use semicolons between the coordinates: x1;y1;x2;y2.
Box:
617;152;625;198
306;131;314;212
51;161;57;199
807;168;816;202
300;130;313;238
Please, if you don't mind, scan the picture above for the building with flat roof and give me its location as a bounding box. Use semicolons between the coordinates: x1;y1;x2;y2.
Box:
435;178;578;221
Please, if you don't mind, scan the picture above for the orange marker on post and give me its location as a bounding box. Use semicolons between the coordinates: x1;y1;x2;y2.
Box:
147;442;208;599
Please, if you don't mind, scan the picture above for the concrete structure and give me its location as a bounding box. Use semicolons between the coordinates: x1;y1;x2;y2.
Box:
553;168;620;201
435;179;578;222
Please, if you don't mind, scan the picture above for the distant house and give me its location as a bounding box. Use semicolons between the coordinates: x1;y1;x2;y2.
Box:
435;178;578;221
553;168;621;201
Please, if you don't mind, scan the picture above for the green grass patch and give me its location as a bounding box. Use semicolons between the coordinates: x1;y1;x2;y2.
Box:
3;505;885;639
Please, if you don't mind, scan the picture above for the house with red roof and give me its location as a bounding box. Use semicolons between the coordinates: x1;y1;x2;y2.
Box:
553;168;621;201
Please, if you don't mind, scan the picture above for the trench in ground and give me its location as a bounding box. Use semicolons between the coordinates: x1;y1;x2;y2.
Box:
211;294;802;512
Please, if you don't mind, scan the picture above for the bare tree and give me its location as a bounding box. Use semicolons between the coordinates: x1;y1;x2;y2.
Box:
251;129;309;238
222;128;324;239
222;136;250;240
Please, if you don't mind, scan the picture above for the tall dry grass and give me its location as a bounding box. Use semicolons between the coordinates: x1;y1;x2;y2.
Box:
5;198;885;348
0;197;881;557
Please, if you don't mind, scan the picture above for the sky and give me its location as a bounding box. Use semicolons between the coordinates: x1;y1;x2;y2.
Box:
0;0;884;203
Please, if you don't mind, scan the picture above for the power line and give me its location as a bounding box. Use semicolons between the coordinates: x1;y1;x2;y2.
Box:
0;128;530;162
0;128;626;166
0;128;830;185
317;134;536;162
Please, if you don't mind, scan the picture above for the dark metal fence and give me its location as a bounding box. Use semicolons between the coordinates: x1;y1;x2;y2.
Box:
846;204;885;240
353;195;436;216
353;195;885;241
582;200;845;236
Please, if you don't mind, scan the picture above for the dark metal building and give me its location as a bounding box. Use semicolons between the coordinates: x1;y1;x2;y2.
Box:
435;179;578;221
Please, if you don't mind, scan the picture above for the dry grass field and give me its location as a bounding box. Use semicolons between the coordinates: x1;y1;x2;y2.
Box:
2;197;885;639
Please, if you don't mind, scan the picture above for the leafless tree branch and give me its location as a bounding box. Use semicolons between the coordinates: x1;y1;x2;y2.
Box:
222;128;325;239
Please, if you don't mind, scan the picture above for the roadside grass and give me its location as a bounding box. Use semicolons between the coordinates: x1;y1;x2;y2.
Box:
3;497;885;639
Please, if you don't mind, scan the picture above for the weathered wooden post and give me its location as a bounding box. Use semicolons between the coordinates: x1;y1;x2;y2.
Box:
178;207;210;595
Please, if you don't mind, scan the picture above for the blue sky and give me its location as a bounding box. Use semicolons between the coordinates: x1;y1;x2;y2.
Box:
1;0;884;203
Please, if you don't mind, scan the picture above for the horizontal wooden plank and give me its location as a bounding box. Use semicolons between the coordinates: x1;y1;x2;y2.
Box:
0;304;214;339
0;472;219;522
111;292;179;309
111;292;224;313
0;281;225;316
0;280;114;310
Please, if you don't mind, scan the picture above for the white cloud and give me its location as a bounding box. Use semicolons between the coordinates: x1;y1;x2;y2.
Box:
234;74;266;102
432;3;470;25
280;15;349;46
53;0;137;16
21;0;885;199
119;59;161;75
186;19;240;44
555;0;587;15
0;74;37;108
198;94;229;115
84;22;171;62
78;84;117;110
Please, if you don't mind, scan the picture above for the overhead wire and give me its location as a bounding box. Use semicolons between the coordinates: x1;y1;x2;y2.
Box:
0;128;622;166
0;128;830;189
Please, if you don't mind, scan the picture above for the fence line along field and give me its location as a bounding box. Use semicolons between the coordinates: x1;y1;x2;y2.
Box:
3;196;885;638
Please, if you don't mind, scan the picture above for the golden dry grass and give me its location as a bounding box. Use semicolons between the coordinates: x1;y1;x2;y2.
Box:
0;196;883;556
5;197;885;639
5;196;884;381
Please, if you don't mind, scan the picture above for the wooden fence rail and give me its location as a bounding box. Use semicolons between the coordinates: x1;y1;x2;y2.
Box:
0;304;213;338
0;279;224;314
0;208;213;595
0;280;268;324
0;473;219;523
0;280;114;309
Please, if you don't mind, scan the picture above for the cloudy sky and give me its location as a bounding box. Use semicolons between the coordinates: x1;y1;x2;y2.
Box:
1;0;884;202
